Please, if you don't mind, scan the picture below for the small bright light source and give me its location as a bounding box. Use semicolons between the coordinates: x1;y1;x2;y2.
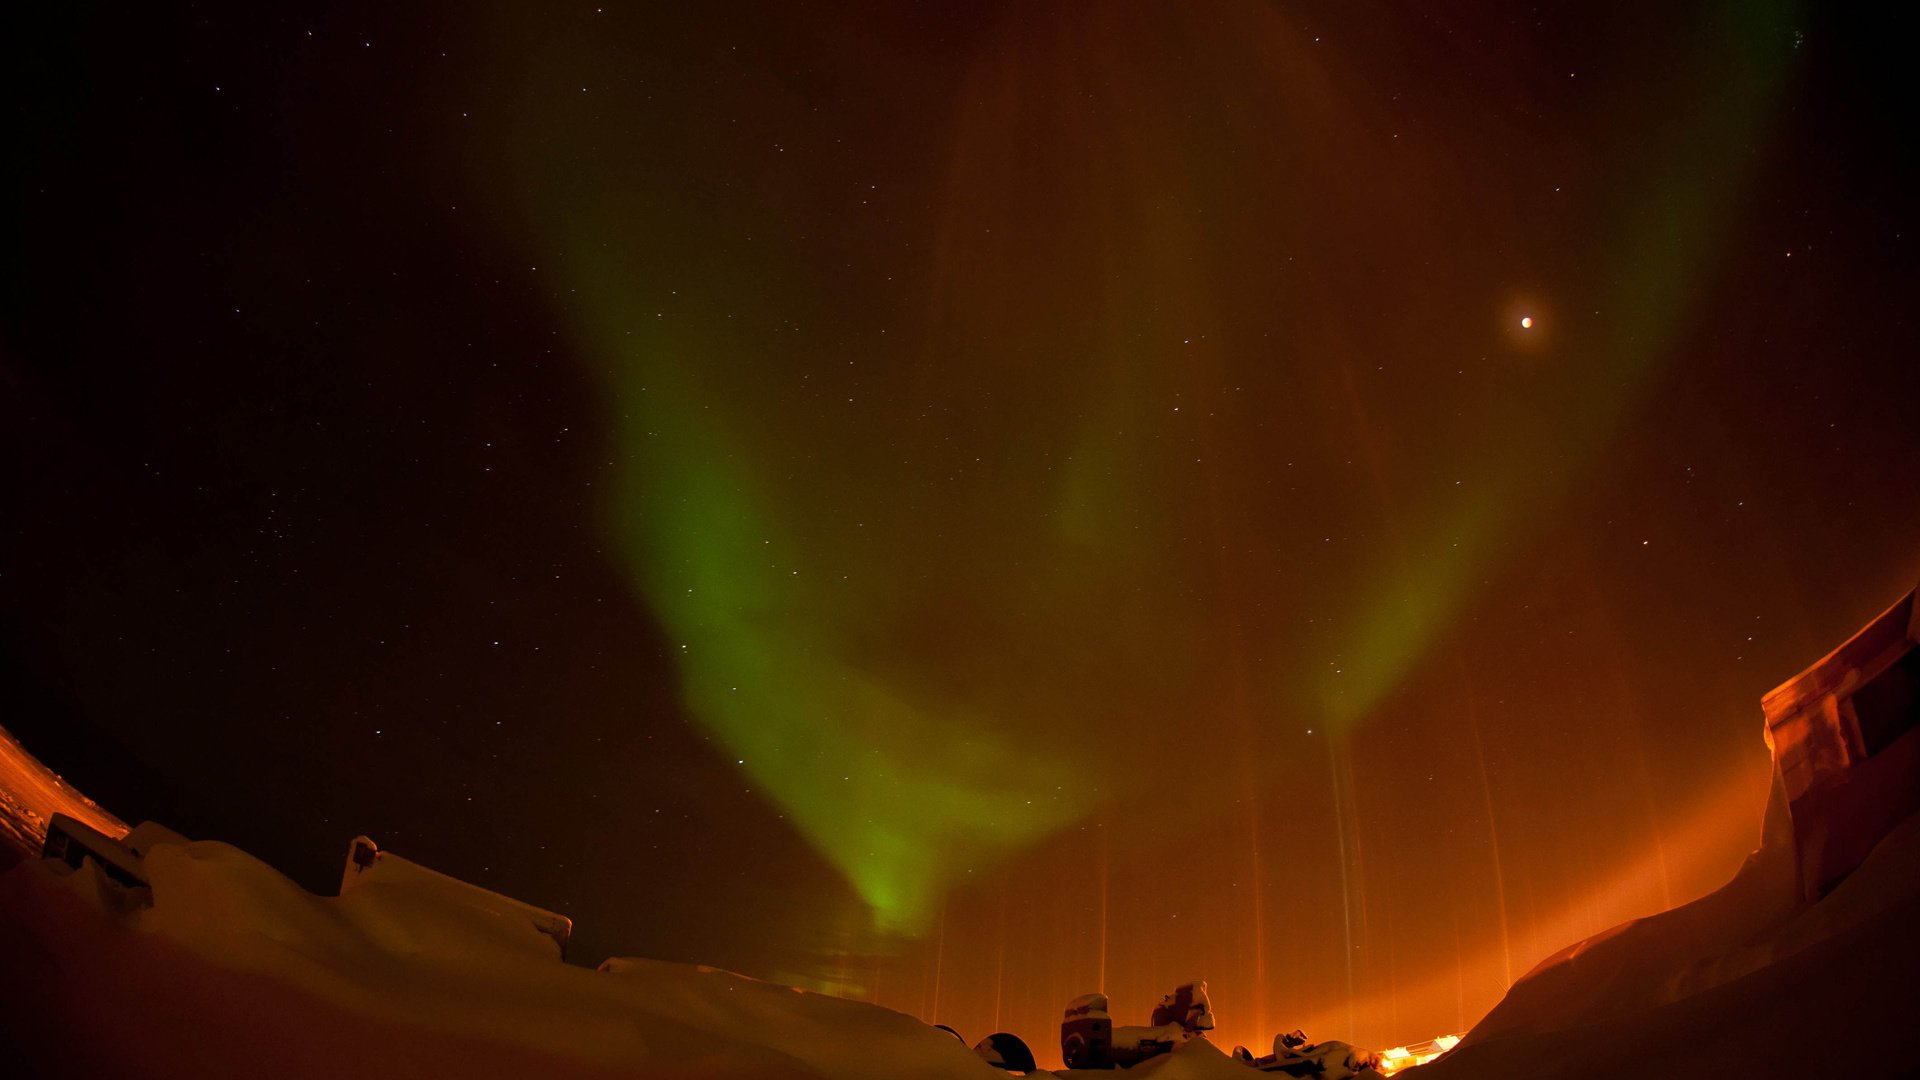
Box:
1520;315;1533;329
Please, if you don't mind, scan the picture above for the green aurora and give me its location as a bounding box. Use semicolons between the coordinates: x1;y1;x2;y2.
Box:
493;0;1797;938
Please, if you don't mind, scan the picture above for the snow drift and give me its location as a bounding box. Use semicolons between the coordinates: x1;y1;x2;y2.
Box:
0;828;1330;1078
1419;581;1920;1079
0;826;999;1079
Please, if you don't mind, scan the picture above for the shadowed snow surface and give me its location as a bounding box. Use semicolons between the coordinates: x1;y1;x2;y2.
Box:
3;796;1918;1078
0;834;990;1079
1419;798;1920;1080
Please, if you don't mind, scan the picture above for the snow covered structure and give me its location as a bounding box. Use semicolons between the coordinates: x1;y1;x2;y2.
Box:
340;834;574;959
1423;580;1920;1079
1762;583;1920;902
1061;981;1217;1069
43;812;150;892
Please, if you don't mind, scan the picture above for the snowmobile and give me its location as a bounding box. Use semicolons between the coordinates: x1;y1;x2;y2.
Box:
1059;980;1215;1069
1230;1029;1378;1078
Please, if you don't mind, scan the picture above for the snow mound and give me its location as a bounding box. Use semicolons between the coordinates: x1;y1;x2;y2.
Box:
1421;582;1920;1079
1088;1038;1260;1080
1415;802;1920;1079
0;832;1002;1080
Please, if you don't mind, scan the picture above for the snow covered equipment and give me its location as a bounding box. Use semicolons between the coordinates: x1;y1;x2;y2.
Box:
1061;993;1115;1069
1235;1029;1378;1077
341;835;574;959
973;1031;1037;1072
1060;980;1214;1069
1149;981;1215;1033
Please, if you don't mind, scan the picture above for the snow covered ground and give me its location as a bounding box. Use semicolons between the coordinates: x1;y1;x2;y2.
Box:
1416;801;1920;1079
0;721;1341;1079
0;826;995;1079
4;577;1918;1080
7;795;1916;1079
0;821;1284;1079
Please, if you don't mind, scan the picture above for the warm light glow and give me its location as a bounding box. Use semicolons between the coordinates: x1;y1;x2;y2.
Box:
1373;1032;1468;1075
1520;315;1533;329
0;722;128;854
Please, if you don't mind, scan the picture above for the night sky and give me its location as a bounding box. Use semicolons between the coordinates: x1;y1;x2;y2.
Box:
5;0;1919;1058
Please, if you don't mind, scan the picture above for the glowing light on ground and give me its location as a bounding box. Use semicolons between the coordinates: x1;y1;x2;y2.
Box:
0;723;127;860
1375;1032;1465;1075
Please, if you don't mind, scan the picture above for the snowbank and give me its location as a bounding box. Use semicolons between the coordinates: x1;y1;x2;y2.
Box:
0;831;999;1079
1100;1039;1265;1080
1414;802;1920;1079
11;803;1914;1080
1418;583;1920;1080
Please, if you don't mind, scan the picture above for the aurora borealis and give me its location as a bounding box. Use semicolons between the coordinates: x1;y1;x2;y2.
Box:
6;0;1920;1063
